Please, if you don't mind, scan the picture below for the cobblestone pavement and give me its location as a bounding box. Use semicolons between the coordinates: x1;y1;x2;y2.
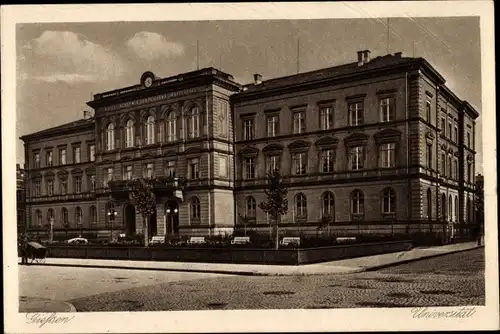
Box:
70;248;485;311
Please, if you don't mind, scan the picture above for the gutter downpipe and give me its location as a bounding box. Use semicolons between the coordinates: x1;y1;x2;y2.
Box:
405;70;411;233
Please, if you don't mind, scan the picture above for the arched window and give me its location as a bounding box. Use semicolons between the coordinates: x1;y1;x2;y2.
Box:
188;106;200;138
166;111;176;142
62;207;68;226
454;196;459;223
467;198;473;223
145;115;155;145
125;119;135;148
245;196;256;218
75;207;83;225
427;188;432;219
106;123;115;151
441;193;447;220
322;191;335;218
448;195;453;222
47;208;54;223
382;188;396;214
36;210;43;226
350;190;364;216
295;193;307;218
89;206;97;225
190;197;200;220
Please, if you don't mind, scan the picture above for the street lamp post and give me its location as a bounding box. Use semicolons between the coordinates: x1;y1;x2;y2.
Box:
166;207;178;236
107;209;118;242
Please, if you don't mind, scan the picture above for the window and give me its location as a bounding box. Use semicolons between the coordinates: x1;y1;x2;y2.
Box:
165;161;176;178
145;116;155;145
380;97;395;122
266;155;280;173
467;163;472;183
243;119;254;140
104;168;113;187
188;106;200;138
89;144;95;162
72;176;81;193
441;153;446;175
33;180;41;197
59;148;66;165
190;197;200;219
246;196;256;217
322;192;335;218
47;180;54;196
60;179;67;195
349;146;364;170
267;114;279;137
144;163;154;178
219;155;228;177
320;149;334;173
36;210;43;226
244;157;255;179
348;101;364;126
125;119;135;148
189;159;199;179
380;143;396;168
218;100;228;137
351;190;364;216
47;208;54;224
75;207;83;225
382;188;396;214
454;126;458;143
295;193;307;218
123;166;132;180
34;153;40;168
166;111;176;142
320;106;334;130
441;193;447;220
62;207;68;225
453;159;458;180
106;123;115;151
292;152;307;175
425;97;431;122
448;155;452;178
73;146;81;163
426;188;432;219
448;195;452;222
292;110;305;134
448;122;452;139
426;143;433;169
89;175;96;192
90;206;97;224
467;132;471;147
46;151;53;167
441;117;446;135
454;196;459;223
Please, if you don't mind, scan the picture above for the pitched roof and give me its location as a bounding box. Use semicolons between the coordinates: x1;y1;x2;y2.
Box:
20;118;95;141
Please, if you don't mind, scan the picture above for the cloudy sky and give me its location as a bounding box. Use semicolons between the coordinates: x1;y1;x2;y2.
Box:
16;17;482;171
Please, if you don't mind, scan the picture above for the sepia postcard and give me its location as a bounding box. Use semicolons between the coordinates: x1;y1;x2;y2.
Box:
2;2;499;333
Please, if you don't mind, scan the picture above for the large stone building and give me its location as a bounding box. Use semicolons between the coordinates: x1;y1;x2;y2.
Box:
21;50;479;240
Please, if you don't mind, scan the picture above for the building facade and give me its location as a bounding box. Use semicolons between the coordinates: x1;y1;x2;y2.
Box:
21;50;479;240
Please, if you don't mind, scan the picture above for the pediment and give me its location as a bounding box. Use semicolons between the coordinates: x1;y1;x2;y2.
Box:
120;155;133;161
31;172;42;180
102;159;113;165
71;168;84;175
56;170;69;179
184;147;203;155
344;133;369;146
315;136;339;148
262;143;284;154
163;150;179;157
374;128;402;144
44;171;55;179
239;146;260;157
141;153;156;159
288;140;310;151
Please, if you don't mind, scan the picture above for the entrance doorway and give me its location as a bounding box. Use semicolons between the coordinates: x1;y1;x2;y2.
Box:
165;200;180;235
124;204;136;236
149;210;157;239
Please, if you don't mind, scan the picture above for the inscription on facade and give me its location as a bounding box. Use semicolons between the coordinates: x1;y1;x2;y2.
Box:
102;87;204;112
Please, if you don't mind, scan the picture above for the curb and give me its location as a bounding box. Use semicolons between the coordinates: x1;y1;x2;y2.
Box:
361;245;483;272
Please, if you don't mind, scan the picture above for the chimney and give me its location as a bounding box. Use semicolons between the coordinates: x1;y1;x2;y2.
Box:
357;51;364;66
363;50;371;64
394;52;403;58
83;110;92;119
253;73;262;85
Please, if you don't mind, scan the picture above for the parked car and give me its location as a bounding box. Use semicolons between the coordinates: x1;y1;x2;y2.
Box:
66;237;89;245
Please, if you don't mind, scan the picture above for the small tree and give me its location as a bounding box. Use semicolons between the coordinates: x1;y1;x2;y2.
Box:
258;169;288;249
130;178;157;247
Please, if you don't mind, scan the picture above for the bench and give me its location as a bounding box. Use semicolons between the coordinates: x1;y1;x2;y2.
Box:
150;236;165;245
336;237;357;243
187;237;206;245
231;236;251;245
280;237;300;246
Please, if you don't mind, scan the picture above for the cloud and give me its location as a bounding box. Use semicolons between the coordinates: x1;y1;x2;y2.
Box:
21;30;126;83
126;31;184;60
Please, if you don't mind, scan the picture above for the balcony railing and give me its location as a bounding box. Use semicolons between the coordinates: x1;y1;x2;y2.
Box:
107;177;184;199
26;192;96;203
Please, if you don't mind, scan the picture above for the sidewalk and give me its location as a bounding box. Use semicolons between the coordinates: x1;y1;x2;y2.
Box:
19;296;76;313
20;241;481;276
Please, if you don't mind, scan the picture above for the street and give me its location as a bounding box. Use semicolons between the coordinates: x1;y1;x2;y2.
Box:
19;248;484;312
